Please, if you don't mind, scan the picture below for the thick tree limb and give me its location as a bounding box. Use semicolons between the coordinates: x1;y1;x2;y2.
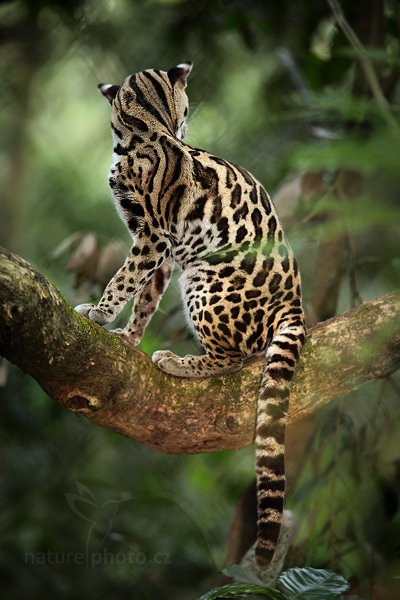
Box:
0;247;399;454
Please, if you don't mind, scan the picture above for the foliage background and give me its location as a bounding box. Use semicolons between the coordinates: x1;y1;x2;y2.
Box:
0;0;399;598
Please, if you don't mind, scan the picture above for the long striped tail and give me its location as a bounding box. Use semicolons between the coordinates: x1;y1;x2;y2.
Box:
255;321;305;567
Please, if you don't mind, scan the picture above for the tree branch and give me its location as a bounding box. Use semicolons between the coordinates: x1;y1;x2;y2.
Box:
1;247;399;454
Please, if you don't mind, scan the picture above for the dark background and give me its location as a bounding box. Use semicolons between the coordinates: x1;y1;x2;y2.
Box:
0;1;400;598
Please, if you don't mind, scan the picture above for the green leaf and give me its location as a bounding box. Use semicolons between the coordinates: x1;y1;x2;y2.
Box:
198;583;285;600
278;568;349;599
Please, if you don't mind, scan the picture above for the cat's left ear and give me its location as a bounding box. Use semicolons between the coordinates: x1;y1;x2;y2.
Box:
167;61;192;88
98;83;120;104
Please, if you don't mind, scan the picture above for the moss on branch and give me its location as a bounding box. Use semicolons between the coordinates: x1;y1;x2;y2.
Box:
1;247;399;454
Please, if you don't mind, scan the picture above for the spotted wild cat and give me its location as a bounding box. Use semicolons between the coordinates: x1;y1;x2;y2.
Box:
75;62;306;571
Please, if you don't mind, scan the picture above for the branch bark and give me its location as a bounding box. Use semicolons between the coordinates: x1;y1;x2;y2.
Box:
1;247;399;454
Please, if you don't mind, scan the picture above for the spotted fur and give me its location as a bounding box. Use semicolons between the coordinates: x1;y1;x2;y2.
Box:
75;62;306;570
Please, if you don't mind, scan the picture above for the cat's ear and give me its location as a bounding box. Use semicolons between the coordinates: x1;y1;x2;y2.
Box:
167;62;192;88
98;83;120;104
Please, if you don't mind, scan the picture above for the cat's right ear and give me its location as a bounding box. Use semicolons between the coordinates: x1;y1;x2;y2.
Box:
98;83;120;104
167;62;192;88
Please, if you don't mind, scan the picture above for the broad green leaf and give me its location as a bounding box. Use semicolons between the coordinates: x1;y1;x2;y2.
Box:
278;568;349;599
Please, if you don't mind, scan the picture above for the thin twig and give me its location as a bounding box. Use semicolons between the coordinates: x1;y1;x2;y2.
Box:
328;0;399;132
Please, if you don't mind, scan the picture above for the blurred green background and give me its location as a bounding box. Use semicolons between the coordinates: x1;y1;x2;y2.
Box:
1;1;400;598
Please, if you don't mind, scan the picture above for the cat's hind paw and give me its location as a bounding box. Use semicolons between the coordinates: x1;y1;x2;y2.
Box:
152;350;185;376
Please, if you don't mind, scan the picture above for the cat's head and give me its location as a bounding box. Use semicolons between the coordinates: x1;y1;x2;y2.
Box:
98;62;192;141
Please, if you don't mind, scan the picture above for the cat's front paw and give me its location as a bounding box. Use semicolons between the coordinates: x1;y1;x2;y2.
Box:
74;303;95;318
152;350;184;376
110;328;142;347
74;303;111;325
